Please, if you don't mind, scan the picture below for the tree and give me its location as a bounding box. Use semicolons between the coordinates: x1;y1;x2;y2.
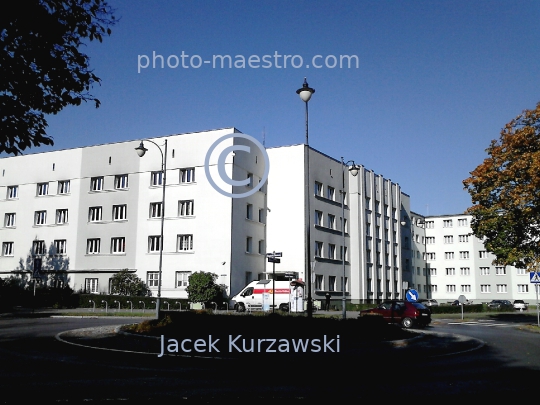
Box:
186;271;226;306
463;102;540;270
110;270;150;296
0;0;116;155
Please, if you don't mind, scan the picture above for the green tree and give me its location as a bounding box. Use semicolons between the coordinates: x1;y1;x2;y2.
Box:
110;270;150;296
0;0;116;155
463;102;540;270
186;271;226;306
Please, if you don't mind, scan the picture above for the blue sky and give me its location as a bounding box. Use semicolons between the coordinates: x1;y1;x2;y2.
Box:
40;0;540;215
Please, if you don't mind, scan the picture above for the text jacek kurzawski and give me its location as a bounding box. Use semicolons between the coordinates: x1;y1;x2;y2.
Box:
158;334;340;357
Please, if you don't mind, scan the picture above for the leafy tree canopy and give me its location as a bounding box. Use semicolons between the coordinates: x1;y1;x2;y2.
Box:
463;102;540;270
0;0;116;155
186;271;226;305
110;269;150;296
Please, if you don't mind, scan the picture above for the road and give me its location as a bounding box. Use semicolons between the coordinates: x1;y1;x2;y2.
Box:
0;313;538;402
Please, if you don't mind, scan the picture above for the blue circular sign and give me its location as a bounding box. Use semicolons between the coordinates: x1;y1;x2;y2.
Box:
406;289;419;302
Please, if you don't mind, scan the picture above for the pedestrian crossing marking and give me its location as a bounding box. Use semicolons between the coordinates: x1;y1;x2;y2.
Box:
530;272;540;283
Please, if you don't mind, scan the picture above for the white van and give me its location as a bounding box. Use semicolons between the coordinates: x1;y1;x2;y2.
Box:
230;279;305;312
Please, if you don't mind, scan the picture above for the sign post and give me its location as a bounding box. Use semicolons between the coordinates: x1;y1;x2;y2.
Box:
458;294;467;320
266;252;282;313
531;272;540;327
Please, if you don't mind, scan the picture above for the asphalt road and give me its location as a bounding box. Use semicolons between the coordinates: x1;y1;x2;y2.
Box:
0;313;538;402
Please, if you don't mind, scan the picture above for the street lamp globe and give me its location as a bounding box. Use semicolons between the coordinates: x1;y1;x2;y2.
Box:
296;78;315;102
135;141;148;157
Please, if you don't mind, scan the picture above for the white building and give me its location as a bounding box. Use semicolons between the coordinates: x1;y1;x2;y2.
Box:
408;213;538;303
0;128;267;299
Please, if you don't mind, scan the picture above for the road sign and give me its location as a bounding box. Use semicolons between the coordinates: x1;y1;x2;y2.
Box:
406;289;419;302
530;272;540;283
32;257;42;278
458;295;467;304
266;252;282;258
285;272;295;278
268;258;281;263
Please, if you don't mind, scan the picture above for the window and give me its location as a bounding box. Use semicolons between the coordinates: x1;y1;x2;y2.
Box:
54;239;67;255
151;171;163;186
179;200;194;216
425;220;434;229
178;234;194;251
430;268;437;276
58;180;70;194
479;250;488;259
328;214;336;229
4;213;15;227
426;252;436;260
328;244;336;259
365;197;371;210
315;275;323;290
113;204;127;221
88;206;102;222
446;285;456;293
480;284;491;293
430;285;438;293
315;210;323;226
258;240;264;254
33;240;46;255
460;267;470;276
480;267;490;275
36;182;49;196
458;218;468;227
496;266;506;275
55;209;68;224
518;284;529;293
497;284;508;293
2;242;13;256
328;276;336;291
111;237;126;254
259;209;264;223
245;237;252;253
443;219;452;228
426;237;435;244
148;236;161;252
34;210;47;225
180;168;195;183
461;285;471;293
341;276;348;292
340;246;348;261
444;252;454;260
246;173;253;188
114;174;128;189
446;268;455;276
327;186;335;201
314;181;323;196
150;202;163;218
147;272;160;287
517;268;526;275
7;186;18;199
85;278;99;293
86;238;101;254
246;204;253;220
90;177;104;191
315;241;323;257
176;271;191;288
459;251;469;259
444;235;453;244
459;235;469;243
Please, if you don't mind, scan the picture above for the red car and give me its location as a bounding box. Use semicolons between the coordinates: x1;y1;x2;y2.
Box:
359;300;431;328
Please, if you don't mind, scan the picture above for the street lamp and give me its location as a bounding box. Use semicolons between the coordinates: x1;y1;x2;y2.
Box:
341;158;360;319
135;139;168;320
296;78;315;318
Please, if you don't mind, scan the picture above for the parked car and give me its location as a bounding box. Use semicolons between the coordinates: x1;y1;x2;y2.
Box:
513;300;528;310
487;300;513;310
359;300;431;328
418;299;439;307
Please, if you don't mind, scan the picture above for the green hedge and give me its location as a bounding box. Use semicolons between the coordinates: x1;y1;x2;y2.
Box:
430;304;484;314
78;294;189;310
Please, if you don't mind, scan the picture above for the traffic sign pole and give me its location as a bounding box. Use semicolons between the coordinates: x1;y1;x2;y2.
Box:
537;284;539;327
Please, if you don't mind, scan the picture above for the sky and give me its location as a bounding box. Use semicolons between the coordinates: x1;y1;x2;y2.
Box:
38;0;540;216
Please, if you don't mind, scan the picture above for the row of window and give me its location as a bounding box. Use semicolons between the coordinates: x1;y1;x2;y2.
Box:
246;204;265;223
314;241;347;260
314;275;348;292
314;210;347;231
427;267;514;276
4;169;197;200
84;271;193;293
314;182;340;201
425;250;489;260
442;235;471;244
444;284;529;293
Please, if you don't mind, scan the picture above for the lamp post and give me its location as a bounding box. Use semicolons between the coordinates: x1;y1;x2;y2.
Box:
340;158;360;319
135;139;167;320
296;78;315;318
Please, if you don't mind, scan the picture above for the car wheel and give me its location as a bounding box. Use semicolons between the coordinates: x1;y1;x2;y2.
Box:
279;304;289;312
236;303;245;313
401;317;413;328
